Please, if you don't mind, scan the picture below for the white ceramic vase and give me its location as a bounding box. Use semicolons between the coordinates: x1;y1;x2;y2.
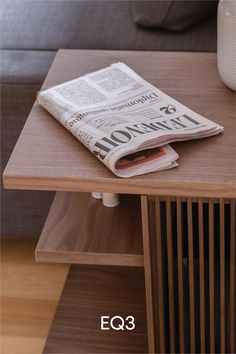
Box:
217;0;236;91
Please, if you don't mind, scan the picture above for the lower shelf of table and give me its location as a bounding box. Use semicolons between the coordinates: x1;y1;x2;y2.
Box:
43;265;148;354
36;192;144;267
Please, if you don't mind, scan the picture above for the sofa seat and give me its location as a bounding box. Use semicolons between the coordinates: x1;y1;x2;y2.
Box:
1;50;56;237
1;50;55;85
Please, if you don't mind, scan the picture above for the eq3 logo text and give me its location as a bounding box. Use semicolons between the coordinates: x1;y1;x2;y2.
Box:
101;316;135;331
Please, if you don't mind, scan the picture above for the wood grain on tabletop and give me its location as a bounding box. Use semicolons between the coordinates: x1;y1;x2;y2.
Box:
3;50;236;198
36;192;144;266
1;239;69;354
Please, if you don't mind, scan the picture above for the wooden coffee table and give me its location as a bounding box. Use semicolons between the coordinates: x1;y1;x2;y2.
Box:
3;50;236;354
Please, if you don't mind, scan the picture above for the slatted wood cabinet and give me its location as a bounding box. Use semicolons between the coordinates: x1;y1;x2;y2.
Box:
3;50;236;353
142;196;235;353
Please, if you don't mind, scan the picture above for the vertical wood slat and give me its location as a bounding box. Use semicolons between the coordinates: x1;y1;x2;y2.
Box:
150;200;161;354
177;197;185;353
187;198;195;353
142;196;235;354
230;200;236;354
166;197;176;353
141;196;155;353
209;200;215;353
155;197;166;353
220;199;226;353
198;199;205;353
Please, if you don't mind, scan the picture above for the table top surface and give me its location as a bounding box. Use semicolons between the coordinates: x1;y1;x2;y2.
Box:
3;50;236;198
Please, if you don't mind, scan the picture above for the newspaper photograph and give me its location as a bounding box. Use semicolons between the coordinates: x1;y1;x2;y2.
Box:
37;62;224;177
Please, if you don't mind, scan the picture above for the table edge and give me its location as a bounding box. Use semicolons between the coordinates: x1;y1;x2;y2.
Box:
3;174;236;199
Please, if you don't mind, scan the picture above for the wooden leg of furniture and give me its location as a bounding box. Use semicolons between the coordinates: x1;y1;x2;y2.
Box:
141;196;236;354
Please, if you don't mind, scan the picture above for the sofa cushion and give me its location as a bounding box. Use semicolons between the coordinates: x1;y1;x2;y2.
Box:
1;0;135;50
1;50;55;85
1;50;56;237
1;0;217;52
132;0;218;32
1;80;55;237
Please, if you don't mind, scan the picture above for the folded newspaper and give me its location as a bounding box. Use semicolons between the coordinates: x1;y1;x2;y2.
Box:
37;62;223;177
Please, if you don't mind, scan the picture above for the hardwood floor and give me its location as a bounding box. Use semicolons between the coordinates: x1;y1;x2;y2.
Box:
1;239;69;354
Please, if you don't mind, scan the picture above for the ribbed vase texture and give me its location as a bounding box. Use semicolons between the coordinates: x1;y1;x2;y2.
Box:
217;0;236;91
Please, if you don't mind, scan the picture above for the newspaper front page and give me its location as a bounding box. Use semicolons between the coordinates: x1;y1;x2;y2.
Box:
37;63;223;177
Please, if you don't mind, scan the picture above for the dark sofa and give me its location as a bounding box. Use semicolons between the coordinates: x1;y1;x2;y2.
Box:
1;0;218;237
